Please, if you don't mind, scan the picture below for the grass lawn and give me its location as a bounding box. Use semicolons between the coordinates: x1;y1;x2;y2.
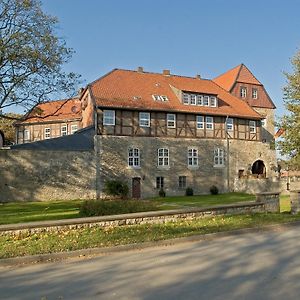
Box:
280;195;291;213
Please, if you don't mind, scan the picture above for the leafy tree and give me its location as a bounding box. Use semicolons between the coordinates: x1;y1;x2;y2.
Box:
0;0;81;111
0;113;22;144
278;49;300;167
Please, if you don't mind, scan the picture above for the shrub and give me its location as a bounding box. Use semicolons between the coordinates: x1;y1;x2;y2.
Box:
159;188;166;197
79;200;159;217
104;180;129;199
185;187;194;196
210;185;219;195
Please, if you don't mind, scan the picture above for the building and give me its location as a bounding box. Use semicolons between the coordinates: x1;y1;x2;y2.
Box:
78;66;277;198
15;98;82;144
0;130;4;147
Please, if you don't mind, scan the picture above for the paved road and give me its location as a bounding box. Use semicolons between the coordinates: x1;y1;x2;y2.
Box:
1;226;300;300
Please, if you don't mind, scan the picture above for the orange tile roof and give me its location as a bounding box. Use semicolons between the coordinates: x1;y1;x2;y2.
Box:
18;98;81;124
90;69;262;119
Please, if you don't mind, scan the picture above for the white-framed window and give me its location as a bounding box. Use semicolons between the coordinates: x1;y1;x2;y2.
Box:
249;120;256;133
44;128;51;139
188;148;198;167
214;148;225;167
152;95;161;101
190;94;196;105
61;124;67;136
71;124;78;134
196;115;204;129
156;176;164;189
252;88;258;99
203;96;209;106
128;148;140;168
226;118;234;131
261;118;266;127
167;114;176;128
240;87;247;98
210;96;217;107
24;129;30;141
160;95;168;101
103;110;115;125
158;148;169;167
178;176;187;189
183;93;189;105
197;95;203;106
152;95;168;101
206;116;214;130
139;112;150;127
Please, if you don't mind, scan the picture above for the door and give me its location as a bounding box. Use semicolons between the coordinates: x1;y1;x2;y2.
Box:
132;177;141;199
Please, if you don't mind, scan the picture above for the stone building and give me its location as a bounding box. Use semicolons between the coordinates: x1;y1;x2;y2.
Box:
15;98;82;144
78;65;277;198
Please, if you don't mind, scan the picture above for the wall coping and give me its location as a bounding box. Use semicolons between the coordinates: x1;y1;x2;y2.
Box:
255;192;280;196
0;201;263;232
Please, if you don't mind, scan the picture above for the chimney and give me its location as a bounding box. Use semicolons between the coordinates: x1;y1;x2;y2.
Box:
196;74;201;79
137;66;144;73
163;69;170;76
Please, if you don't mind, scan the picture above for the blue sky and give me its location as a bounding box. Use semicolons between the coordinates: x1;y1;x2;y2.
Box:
32;0;300;118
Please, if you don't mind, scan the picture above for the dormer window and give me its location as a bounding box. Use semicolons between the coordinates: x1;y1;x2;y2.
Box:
240;87;247;98
197;95;203;106
190;94;196;105
203;96;209;106
210;96;217;107
183;93;189;105
252;88;258;99
182;92;218;107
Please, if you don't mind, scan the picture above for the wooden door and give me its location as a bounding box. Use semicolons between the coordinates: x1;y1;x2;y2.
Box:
132;177;141;199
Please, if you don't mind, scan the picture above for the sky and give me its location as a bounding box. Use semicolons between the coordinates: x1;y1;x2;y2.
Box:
13;0;300;117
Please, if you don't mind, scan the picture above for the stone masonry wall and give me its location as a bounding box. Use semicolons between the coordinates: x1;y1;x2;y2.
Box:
0;150;96;202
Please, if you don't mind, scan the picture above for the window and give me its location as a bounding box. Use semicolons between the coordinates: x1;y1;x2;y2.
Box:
160;95;168;101
158;148;169;167
61;124;67;136
183;93;189;105
152;95;168;101
152;95;161;101
196;115;204;129
203;96;209;106
210;96;217;107
139;112;150;127
156;176;164;189
44;128;51;139
240;87;247;98
178;176;187;189
188;148;198;167
71;124;78;134
214;148;225;167
206;116;214;130
252;88;258;99
103;110;115;125
261;118;266;127
190;94;196;105
197;95;203;106
226;118;234;131
24;129;30;141
167;114;176;128
128;148;140;167
249;120;256;133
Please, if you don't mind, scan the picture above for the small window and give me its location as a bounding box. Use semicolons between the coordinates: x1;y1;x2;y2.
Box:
196;115;204;129
44;128;51;139
252;88;258;99
203;96;209;106
214;148;225;167
24;129;30;141
261;118;266;127
206;116;214;130
103;110;115;125
167;114;176;128
160;95;168;101
152;95;161;101
61;124;67;136
190;94;196;105
210;96;217;107
183;93;189;105
139;112;150;127
188;148;198;167
178;176;187;189
71;124;78;134
249;120;256;133
128;148;140;167
158;148;169;167
156;176;164;189
197;95;203;106
240;87;247;98
226;118;234;131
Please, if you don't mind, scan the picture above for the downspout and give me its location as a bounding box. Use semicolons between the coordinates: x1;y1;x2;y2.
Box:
225;116;230;192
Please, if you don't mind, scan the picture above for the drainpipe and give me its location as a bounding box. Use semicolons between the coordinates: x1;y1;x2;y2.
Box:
225;116;230;192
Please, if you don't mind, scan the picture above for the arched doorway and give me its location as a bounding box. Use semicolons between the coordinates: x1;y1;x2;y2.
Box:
251;160;266;178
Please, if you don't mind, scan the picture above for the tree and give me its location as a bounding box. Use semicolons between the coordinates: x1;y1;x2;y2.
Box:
0;0;81;111
0;112;22;144
278;49;300;167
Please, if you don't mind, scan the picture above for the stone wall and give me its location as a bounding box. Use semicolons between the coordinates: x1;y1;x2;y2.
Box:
0;149;96;202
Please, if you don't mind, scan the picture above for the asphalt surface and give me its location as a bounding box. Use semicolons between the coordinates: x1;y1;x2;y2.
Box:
1;226;300;300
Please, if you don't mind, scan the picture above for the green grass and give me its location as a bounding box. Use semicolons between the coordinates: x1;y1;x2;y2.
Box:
280;195;291;213
1;212;300;259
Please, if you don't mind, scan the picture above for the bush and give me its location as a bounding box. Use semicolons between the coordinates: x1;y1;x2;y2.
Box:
185;187;194;196
104;180;129;199
210;185;219;195
159;188;166;197
79;200;159;217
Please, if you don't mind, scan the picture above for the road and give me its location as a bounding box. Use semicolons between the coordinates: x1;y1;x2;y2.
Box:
1;226;300;300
